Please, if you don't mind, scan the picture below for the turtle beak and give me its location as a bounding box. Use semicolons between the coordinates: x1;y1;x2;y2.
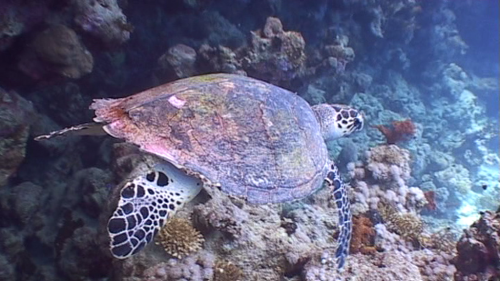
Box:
354;112;364;131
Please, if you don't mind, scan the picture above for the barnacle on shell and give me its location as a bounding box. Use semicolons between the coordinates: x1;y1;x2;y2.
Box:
156;217;204;258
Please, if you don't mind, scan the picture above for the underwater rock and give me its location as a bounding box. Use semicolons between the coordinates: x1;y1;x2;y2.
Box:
199;11;246;49
0;254;15;281
0;5;25;51
72;0;131;47
198;44;244;75
0;88;35;187
18;25;93;80
242;17;306;86
453;210;500;280
156;44;198;83
7;182;43;225
0;1;48;51
28;82;90;126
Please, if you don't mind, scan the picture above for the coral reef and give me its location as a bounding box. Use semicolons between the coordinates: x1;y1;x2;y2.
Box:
156;217;204;259
242;17;306;86
198;44;244;75
214;261;243;281
348;144;427;216
72;0;131;47
156;44;198;83
304;250;424;281
141;250;216;281
453;210;500;280
350;215;376;255
374;119;417;145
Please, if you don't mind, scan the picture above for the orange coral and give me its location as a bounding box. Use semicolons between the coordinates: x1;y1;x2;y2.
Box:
374;119;416;145
423;190;437;211
350;215;377;255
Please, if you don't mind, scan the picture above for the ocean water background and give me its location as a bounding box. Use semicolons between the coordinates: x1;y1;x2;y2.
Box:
0;0;498;280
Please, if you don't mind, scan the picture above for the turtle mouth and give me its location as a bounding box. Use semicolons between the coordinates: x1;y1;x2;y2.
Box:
353;117;364;131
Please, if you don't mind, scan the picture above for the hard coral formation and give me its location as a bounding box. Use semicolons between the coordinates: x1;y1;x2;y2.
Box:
243;17;306;86
198;44;244;75
349;144;427;215
157;217;204;259
350;215;376;255
214;261;243;281
156;44;198;83
19;25;93;80
453;210;500;280
374;119;416;145
72;0;131;47
141;250;216;281
323;35;355;73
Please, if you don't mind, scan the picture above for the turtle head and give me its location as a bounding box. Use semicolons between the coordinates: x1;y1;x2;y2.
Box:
312;104;364;141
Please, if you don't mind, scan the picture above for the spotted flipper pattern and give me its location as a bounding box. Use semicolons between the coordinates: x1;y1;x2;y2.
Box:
108;162;202;258
325;163;352;270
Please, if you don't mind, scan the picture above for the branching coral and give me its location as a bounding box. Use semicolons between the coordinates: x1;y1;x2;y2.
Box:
379;204;423;245
374;119;416;145
214;261;243;281
156;217;204;258
350;215;377;255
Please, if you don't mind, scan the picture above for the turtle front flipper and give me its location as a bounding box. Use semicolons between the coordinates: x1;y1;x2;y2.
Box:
325;163;352;270
107;162;202;258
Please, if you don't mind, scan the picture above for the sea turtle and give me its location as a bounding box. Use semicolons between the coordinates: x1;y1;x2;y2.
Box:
37;73;364;269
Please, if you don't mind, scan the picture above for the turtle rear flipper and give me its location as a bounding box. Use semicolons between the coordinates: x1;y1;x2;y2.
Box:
34;122;106;141
108;162;202;258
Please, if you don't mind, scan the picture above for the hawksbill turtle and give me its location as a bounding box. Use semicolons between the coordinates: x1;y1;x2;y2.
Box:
37;73;364;269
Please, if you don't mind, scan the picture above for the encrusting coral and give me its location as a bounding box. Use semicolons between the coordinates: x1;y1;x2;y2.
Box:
350;215;377;255
214;261;243;281
156;217;204;259
374;119;416;145
453;210;500;280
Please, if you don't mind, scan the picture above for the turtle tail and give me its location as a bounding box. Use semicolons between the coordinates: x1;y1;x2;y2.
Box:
326;163;352;270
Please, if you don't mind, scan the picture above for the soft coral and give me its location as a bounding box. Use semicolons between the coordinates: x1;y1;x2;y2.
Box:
374;119;416;145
